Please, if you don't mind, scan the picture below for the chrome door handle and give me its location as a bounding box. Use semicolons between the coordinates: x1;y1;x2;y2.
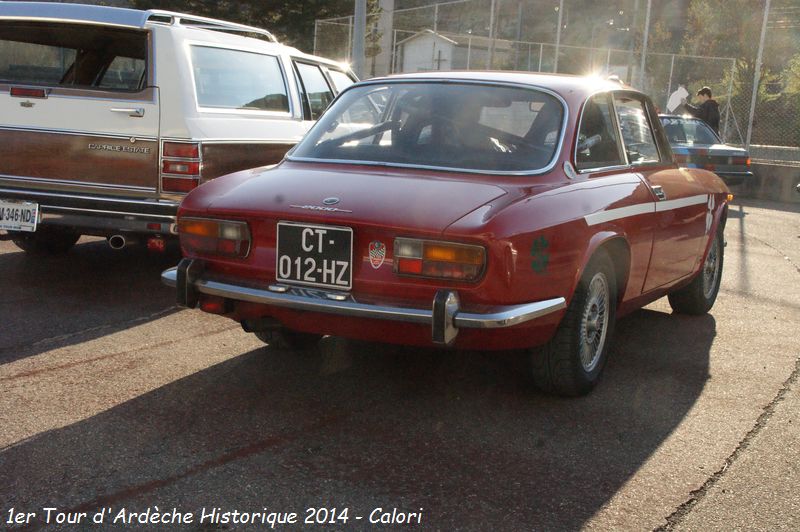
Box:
110;107;145;117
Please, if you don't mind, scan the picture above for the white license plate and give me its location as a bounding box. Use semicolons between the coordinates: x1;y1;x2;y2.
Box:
0;200;38;232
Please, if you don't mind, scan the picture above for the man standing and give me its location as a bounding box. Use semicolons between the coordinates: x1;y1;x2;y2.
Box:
683;86;720;134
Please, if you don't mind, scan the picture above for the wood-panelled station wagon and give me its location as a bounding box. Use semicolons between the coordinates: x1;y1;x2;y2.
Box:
0;2;355;254
162;72;731;396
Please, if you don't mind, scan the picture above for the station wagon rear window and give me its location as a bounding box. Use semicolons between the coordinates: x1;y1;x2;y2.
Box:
190;46;289;113
290;82;565;173
0;21;146;91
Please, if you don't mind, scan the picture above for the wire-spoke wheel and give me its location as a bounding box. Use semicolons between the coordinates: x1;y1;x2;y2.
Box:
668;228;724;315
531;249;617;397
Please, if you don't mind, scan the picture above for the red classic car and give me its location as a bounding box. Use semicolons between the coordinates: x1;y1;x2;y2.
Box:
162;72;730;396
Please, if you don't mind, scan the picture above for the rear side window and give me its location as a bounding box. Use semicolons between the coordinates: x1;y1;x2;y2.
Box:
614;94;660;164
0;21;146;91
191;46;289;113
294;62;334;120
327;69;356;93
576;93;624;170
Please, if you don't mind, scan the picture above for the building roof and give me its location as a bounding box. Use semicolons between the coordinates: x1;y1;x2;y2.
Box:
396;29;459;47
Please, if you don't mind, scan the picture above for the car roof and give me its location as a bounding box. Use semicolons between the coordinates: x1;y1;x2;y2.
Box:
361;71;634;98
0;1;277;42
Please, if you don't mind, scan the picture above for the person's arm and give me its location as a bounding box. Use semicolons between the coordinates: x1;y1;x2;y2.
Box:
683;100;702;118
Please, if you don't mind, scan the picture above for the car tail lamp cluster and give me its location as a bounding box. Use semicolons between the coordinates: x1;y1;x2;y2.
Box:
178;218;250;258
673;154;689;165
731;156;751;167
161;141;201;193
393;238;485;281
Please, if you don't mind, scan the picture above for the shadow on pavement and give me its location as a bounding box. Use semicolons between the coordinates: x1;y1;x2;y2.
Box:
0;308;714;530
0;238;180;364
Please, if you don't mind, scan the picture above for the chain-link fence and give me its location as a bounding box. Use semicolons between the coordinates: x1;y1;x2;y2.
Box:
315;0;800;166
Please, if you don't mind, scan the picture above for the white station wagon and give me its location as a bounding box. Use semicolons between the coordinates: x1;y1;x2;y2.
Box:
0;2;355;253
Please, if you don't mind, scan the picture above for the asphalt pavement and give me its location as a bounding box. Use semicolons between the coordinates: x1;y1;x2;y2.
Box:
1;198;798;531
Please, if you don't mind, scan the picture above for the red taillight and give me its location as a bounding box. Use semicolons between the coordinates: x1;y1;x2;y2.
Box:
10;87;47;98
394;238;485;281
178;217;250;258
163;142;200;158
162;160;201;175
161;177;199;193
161;141;201;194
673;154;689;164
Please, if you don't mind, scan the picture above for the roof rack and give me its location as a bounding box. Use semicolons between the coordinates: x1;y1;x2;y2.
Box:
145;10;278;43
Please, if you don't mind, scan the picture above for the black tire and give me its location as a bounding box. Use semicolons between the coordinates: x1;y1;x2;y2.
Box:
254;328;322;350
531;249;617;397
11;227;80;255
668;229;724;315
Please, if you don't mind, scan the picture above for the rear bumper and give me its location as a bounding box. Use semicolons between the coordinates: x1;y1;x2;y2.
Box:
0;186;178;235
161;259;567;346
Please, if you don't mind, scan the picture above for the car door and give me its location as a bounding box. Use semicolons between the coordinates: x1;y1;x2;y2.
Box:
0;20;160;198
613;91;709;291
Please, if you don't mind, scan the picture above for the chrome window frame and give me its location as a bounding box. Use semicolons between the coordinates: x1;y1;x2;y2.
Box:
573;90;629;175
287;78;569;177
611;90;667;168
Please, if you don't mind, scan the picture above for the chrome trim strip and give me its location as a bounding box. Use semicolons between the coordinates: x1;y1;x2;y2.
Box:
161;267;566;329
287;79;569;177
42;205;176;221
0;187;178;208
0;174;156;192
0;125;158;142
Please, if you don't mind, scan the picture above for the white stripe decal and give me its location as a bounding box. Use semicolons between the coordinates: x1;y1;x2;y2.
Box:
585;194;709;226
585;203;655;226
654;194;709;212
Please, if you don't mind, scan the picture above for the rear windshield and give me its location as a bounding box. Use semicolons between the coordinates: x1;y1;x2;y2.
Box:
190;46;289;113
0;21;146;91
290;82;565;173
660;117;719;145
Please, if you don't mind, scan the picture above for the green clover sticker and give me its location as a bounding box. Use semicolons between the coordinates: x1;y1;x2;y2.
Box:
531;235;550;273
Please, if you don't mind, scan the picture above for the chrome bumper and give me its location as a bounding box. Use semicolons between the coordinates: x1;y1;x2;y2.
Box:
162;259;566;346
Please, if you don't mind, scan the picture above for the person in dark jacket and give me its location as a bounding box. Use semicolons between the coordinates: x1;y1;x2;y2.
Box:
683;86;720;134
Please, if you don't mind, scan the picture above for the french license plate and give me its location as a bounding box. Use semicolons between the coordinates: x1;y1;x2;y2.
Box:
0;200;38;232
276;222;353;290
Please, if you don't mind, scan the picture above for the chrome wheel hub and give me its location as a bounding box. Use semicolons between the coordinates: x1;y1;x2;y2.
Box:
579;272;609;372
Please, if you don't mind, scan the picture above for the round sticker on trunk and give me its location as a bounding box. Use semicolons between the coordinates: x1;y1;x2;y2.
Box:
369;241;386;269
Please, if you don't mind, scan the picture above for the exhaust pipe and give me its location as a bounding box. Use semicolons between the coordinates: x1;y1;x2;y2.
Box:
107;234;127;250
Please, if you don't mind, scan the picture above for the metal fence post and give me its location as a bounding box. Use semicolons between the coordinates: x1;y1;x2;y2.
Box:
638;0;652;89
746;0;771;149
723;58;736;141
665;54;675;109
538;43;543;72
346;16;353;62
554;0;563;72
528;43;532;71
467;35;472;69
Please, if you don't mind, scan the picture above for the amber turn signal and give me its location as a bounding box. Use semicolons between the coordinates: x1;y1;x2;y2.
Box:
178;217;250;258
394;238;485;281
